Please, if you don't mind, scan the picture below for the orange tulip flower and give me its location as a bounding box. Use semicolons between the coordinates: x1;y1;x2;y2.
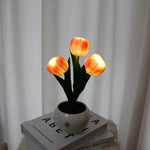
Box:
47;56;69;76
85;54;106;76
70;37;90;56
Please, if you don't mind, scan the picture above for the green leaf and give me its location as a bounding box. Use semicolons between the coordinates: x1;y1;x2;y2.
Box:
64;58;74;102
73;65;91;101
70;53;81;95
54;75;65;88
71;53;80;79
54;67;73;102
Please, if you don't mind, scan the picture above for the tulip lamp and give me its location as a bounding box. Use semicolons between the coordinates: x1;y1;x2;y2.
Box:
47;37;106;134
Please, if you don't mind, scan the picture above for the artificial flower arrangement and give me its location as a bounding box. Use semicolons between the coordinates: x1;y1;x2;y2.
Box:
47;37;106;133
47;37;106;112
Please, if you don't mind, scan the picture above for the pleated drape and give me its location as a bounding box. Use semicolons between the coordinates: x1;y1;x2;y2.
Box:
42;1;150;150
0;0;42;149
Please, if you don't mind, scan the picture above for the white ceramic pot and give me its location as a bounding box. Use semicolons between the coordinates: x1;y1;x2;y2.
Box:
54;101;90;134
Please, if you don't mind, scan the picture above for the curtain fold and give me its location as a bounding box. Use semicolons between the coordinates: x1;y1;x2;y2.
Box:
137;78;150;150
42;0;150;150
0;0;150;150
0;0;42;149
111;0;150;149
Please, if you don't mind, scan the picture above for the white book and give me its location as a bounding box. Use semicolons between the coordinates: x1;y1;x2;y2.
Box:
73;129;114;150
21;111;113;150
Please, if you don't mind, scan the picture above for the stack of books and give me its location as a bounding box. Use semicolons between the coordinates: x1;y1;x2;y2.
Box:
21;111;114;150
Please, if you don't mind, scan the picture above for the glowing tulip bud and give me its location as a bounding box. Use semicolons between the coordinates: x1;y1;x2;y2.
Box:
85;54;106;76
70;37;90;56
47;56;69;76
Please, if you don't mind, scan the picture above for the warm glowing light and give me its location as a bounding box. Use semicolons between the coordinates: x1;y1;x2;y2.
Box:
85;54;106;76
70;37;90;56
47;56;69;76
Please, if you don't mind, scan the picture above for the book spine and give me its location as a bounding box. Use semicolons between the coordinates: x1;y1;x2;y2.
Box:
76;140;114;150
61;123;108;150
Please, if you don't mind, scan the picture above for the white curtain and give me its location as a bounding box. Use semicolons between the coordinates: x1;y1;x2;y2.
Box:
0;0;42;149
0;0;150;150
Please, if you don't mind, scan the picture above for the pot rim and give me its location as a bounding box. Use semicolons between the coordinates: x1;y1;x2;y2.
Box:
56;101;89;115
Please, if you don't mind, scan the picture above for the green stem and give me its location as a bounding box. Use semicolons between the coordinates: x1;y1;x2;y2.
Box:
77;56;80;63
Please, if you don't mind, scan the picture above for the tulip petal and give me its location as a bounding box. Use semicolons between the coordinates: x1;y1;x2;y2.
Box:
85;54;106;76
47;56;69;76
70;37;90;56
